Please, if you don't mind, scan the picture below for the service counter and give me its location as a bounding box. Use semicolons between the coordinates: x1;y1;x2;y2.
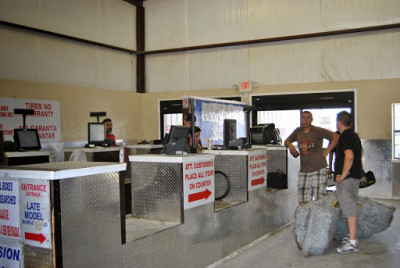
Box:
64;146;122;162
203;148;267;211
252;145;287;173
3;150;51;166
0;152;295;267
128;153;215;221
125;152;295;267
0;161;126;267
124;144;164;159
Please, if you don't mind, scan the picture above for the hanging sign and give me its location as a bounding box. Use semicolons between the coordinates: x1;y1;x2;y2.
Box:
0;179;20;241
0;97;61;142
183;158;215;209
248;151;267;191
19;179;52;249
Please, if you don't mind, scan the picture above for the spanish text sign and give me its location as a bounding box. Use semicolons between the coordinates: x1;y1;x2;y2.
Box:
0;97;61;142
183;159;215;210
248;151;267;191
19;179;52;249
0;179;20;241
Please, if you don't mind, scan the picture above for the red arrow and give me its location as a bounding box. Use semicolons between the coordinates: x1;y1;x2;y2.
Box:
188;189;212;202
25;232;46;244
251;177;265;186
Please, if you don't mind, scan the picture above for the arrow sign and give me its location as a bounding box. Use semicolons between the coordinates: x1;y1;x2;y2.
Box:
25;232;46;244
251;177;265;186
188;189;212;202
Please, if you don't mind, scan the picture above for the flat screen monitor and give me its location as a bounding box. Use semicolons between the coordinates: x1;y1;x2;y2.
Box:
88;123;106;146
223;119;237;146
167;125;190;143
13;129;41;151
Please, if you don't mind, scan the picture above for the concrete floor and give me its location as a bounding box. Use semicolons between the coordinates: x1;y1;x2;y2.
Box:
209;199;400;268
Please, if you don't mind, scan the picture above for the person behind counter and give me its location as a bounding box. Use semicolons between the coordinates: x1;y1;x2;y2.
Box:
183;113;196;127
102;118;116;145
188;126;203;154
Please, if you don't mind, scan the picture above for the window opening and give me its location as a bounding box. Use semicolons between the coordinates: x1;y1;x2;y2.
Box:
393;104;400;159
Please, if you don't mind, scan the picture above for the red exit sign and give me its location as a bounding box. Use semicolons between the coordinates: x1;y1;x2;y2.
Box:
239;81;252;92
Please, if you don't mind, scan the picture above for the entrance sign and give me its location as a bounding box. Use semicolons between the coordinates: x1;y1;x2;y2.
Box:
19;179;52;248
183;157;215;210
0;97;61;143
248;150;267;191
0;179;20;241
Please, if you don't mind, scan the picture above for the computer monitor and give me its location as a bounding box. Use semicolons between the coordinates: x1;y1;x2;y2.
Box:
223;119;237;146
13;129;41;151
167;125;190;143
88;123;106;146
250;124;281;145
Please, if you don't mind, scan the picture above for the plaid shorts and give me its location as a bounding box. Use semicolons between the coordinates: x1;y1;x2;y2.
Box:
298;167;327;203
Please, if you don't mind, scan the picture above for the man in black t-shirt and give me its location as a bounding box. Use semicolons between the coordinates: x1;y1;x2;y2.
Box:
334;111;362;254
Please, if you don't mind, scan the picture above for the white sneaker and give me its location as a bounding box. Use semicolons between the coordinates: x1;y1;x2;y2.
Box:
338;235;349;245
336;240;359;253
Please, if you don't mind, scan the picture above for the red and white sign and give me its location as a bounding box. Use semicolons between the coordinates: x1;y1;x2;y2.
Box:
248;151;267;191
19;179;52;249
0;179;20;241
183;159;215;209
0;97;61;142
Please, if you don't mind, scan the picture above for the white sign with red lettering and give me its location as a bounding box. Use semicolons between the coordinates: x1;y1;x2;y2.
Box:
19;179;52;249
248;151;267;191
183;157;215;210
0;179;20;241
0;97;61;142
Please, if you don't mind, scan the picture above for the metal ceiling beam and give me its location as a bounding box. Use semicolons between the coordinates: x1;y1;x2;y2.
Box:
123;0;145;7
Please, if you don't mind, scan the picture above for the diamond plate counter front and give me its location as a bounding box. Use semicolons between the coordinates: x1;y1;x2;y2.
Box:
0;161;127;268
0;154;297;268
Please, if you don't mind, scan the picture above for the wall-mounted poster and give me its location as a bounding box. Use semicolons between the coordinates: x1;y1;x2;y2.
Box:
183;96;246;148
0;97;61;143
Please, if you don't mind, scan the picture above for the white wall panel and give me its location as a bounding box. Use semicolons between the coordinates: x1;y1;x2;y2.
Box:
187;49;219;90
247;0;277;39
146;53;189;92
95;49;136;92
217;45;249;88
321;0;400;31
248;0;321;39
274;39;322;84
146;29;400;93
186;0;248;46
321;29;400;81
144;0;187;50
93;0;136;50
0;27;136;92
249;39;322;86
38;35;97;88
145;0;400;50
153;46;250;91
0;27;41;82
0;0;136;50
248;43;278;85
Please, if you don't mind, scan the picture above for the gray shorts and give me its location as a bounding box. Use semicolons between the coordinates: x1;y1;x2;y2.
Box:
336;178;359;218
